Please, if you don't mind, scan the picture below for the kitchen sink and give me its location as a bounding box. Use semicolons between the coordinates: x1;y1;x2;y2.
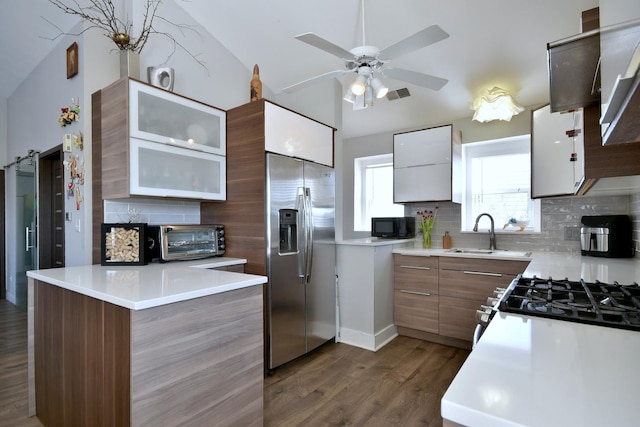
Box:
445;248;533;258
447;249;494;254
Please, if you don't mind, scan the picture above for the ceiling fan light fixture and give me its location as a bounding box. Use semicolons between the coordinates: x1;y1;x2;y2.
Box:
472;86;525;123
371;77;388;98
343;89;357;104
364;84;374;106
351;74;367;95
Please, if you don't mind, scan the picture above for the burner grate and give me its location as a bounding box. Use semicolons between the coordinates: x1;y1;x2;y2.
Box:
499;275;640;331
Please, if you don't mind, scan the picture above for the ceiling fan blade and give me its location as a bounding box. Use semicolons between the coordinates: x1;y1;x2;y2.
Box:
379;25;449;60
282;69;348;93
295;33;355;61
382;68;448;91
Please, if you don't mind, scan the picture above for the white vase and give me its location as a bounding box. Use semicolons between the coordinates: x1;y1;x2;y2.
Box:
119;50;140;79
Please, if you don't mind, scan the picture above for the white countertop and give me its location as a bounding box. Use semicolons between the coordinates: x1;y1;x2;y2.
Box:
442;312;640;427
27;257;267;310
393;248;640;284
434;250;640;426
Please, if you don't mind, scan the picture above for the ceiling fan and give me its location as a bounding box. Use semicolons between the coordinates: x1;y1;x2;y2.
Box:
282;0;450;98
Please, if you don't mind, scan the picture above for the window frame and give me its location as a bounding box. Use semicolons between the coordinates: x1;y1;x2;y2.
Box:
461;135;541;233
353;153;404;232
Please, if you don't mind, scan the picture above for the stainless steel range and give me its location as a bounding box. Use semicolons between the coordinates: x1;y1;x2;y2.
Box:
474;274;640;347
499;275;640;331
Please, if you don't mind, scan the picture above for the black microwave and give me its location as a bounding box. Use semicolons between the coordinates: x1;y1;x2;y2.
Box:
371;217;415;239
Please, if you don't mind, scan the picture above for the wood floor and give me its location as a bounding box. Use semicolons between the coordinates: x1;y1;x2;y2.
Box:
1;299;469;427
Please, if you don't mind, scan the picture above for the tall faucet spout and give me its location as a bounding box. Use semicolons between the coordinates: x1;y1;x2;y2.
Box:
473;213;497;250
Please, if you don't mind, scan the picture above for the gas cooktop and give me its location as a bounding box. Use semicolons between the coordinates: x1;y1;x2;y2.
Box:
499;275;640;331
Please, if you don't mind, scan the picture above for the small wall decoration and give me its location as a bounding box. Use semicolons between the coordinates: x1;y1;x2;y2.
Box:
58;98;80;126
66;42;78;79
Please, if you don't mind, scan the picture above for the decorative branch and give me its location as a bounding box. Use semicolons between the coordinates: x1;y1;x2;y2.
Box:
44;0;207;71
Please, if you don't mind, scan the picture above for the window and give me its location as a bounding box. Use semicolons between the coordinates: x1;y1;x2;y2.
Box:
354;154;404;231
462;135;540;232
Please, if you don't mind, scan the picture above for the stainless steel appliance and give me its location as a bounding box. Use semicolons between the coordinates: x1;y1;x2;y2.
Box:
371;217;415;239
580;215;634;258
157;224;225;262
266;153;336;370
474;274;640;347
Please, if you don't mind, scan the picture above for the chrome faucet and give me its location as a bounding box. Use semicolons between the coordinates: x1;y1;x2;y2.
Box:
473;213;497;250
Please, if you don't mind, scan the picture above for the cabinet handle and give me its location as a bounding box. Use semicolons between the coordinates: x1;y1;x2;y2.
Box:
400;265;431;271
400;290;432;296
463;271;502;277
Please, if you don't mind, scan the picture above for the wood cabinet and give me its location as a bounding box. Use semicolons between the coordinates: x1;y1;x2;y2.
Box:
33;280;263;426
393;254;529;348
531;105;584;198
393;124;462;203
92;77;226;201
393;254;439;334
438;257;529;342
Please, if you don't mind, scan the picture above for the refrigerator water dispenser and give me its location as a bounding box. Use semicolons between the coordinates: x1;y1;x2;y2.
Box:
279;209;298;254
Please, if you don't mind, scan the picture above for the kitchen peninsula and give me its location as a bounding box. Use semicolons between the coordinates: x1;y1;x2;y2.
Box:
26;258;267;427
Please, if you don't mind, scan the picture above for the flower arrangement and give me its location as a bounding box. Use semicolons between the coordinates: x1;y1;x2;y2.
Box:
417;207;438;248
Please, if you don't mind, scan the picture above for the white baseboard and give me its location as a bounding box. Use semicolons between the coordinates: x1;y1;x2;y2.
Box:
339;324;398;352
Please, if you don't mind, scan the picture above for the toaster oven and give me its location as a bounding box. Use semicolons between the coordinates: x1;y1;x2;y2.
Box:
157;224;225;262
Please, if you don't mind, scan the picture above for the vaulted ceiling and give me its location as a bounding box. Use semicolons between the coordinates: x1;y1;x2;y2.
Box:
1;0;599;139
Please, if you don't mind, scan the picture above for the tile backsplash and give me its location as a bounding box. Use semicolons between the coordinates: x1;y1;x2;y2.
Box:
408;194;638;256
103;199;200;225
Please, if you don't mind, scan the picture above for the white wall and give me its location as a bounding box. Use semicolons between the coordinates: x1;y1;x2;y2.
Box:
341;108;532;239
0;99;6;167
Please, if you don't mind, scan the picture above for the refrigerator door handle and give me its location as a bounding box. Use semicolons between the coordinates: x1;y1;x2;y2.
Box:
304;187;314;284
296;187;306;283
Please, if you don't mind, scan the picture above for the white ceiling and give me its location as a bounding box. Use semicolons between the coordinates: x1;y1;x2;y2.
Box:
1;0;599;139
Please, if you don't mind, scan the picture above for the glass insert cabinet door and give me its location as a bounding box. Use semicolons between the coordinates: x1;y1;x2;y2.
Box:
129;80;226;156
130;138;226;200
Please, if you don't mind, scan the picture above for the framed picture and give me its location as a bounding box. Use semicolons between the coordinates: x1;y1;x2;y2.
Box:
66;42;78;79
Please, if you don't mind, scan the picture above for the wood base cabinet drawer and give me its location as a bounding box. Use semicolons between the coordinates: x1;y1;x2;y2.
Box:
439;296;483;341
394;254;438;294
439;269;519;301
393;290;439;334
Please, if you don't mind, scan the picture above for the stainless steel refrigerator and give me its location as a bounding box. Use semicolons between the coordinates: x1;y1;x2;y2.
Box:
266;152;336;370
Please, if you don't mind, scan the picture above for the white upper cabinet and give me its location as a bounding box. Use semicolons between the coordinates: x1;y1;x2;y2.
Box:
129;80;226;155
130;138;226;200
264;101;334;167
393;124;462;203
531;105;584;198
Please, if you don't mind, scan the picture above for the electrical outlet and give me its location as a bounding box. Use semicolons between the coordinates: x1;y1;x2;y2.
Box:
564;226;580;241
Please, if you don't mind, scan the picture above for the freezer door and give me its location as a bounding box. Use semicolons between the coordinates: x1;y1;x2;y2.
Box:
267;153;306;369
303;161;336;352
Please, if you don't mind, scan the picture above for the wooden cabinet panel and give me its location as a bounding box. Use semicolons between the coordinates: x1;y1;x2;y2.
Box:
439;269;518;300
439;257;528;276
34;280;130;427
439;296;484;341
394;290;439;334
393;254;438;294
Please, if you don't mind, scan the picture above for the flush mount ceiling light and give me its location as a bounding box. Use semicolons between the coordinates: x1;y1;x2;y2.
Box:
471;86;525;123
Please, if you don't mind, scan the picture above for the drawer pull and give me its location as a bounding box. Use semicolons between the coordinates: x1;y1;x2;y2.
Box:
463;270;502;277
400;290;432;296
400;265;432;271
